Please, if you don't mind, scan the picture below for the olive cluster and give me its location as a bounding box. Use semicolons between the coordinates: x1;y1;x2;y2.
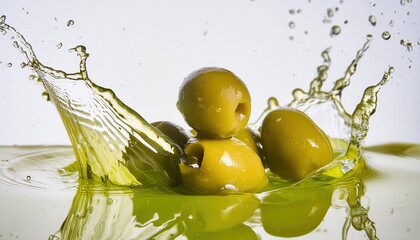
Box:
156;67;333;194
176;67;268;194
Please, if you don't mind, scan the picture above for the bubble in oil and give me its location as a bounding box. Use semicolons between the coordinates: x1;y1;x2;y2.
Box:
382;31;391;40
368;15;377;26
330;25;341;36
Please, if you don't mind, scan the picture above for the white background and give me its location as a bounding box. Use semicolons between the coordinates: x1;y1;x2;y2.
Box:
1;0;419;146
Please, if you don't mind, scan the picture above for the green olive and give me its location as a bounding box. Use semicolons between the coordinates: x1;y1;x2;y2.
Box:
261;108;333;181
234;127;259;153
179;138;268;194
177;67;251;138
151;121;192;149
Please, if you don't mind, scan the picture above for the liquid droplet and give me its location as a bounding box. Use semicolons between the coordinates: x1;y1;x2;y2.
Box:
330;25;341;36
289;21;296;29
26;175;31;181
28;74;36;80
327;8;334;18
400;39;406;46
400;39;413;51
406;42;413;52
368;15;377;26
382;31;391;40
389;20;394;27
56;43;63;49
42;91;51;101
66;20;74;27
7;62;12;67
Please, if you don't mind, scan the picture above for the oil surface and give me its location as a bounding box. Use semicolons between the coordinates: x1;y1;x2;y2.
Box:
1;145;420;239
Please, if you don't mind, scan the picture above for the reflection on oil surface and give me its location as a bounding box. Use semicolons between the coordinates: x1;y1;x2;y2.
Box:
5;146;419;239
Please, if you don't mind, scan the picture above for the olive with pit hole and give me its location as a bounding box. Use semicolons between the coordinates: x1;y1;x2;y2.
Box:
179;137;268;194
177;67;251;138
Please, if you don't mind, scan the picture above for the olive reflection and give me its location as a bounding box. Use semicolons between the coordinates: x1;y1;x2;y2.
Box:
260;186;333;238
51;183;259;239
51;178;377;239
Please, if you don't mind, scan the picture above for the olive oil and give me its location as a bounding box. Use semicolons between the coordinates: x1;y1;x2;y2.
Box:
0;12;417;240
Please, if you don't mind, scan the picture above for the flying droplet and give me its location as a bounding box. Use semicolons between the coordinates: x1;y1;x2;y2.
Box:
56;43;63;49
322;18;332;24
368;15;377;26
289;21;296;29
66;20;74;27
406;42;413;52
26;175;31;181
289;9;295;15
28;75;36;80
42;91;50;101
400;0;406;6
382;31;391;40
327;8;334;18
389;20;394;27
7;62;12;67
330;25;341;36
20;62;27;68
297;9;302;14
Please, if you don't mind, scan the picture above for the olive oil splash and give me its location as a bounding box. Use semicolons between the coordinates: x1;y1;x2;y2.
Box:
0;16;183;187
1;15;393;240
